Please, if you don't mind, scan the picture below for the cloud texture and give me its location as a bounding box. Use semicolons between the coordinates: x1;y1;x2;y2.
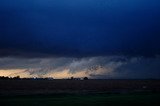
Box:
0;56;160;79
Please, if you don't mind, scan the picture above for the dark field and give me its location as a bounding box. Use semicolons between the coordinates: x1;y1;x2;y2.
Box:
0;79;160;95
0;79;160;106
1;93;160;106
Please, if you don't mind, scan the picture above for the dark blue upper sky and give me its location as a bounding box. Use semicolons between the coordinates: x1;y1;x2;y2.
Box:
0;0;160;57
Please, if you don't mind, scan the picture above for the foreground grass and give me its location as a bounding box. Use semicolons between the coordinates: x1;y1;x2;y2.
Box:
0;93;160;106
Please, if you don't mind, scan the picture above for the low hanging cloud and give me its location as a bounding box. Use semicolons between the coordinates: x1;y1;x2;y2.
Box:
0;56;160;79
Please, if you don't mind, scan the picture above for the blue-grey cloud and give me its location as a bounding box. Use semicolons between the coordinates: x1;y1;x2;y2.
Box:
0;0;160;57
0;56;159;79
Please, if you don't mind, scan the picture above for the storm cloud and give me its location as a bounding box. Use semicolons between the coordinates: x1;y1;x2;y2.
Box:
0;0;160;57
0;56;159;79
0;0;160;79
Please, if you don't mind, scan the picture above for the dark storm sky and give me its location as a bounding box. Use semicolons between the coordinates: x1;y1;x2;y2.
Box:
0;0;160;57
0;0;160;79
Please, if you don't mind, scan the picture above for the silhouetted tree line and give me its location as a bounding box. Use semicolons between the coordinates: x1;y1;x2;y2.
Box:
0;76;89;80
0;76;54;80
0;76;20;80
68;77;89;80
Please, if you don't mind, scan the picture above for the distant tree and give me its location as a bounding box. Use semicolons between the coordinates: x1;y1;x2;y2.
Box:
13;76;20;80
83;77;89;80
70;77;74;80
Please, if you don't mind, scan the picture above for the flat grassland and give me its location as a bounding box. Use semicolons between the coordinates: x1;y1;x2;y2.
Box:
0;79;160;106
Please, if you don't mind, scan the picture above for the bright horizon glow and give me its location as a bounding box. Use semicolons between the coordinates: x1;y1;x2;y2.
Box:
0;69;89;79
0;67;112;79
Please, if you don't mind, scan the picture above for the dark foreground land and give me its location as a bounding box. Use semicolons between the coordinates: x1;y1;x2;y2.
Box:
0;79;160;106
1;93;160;106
